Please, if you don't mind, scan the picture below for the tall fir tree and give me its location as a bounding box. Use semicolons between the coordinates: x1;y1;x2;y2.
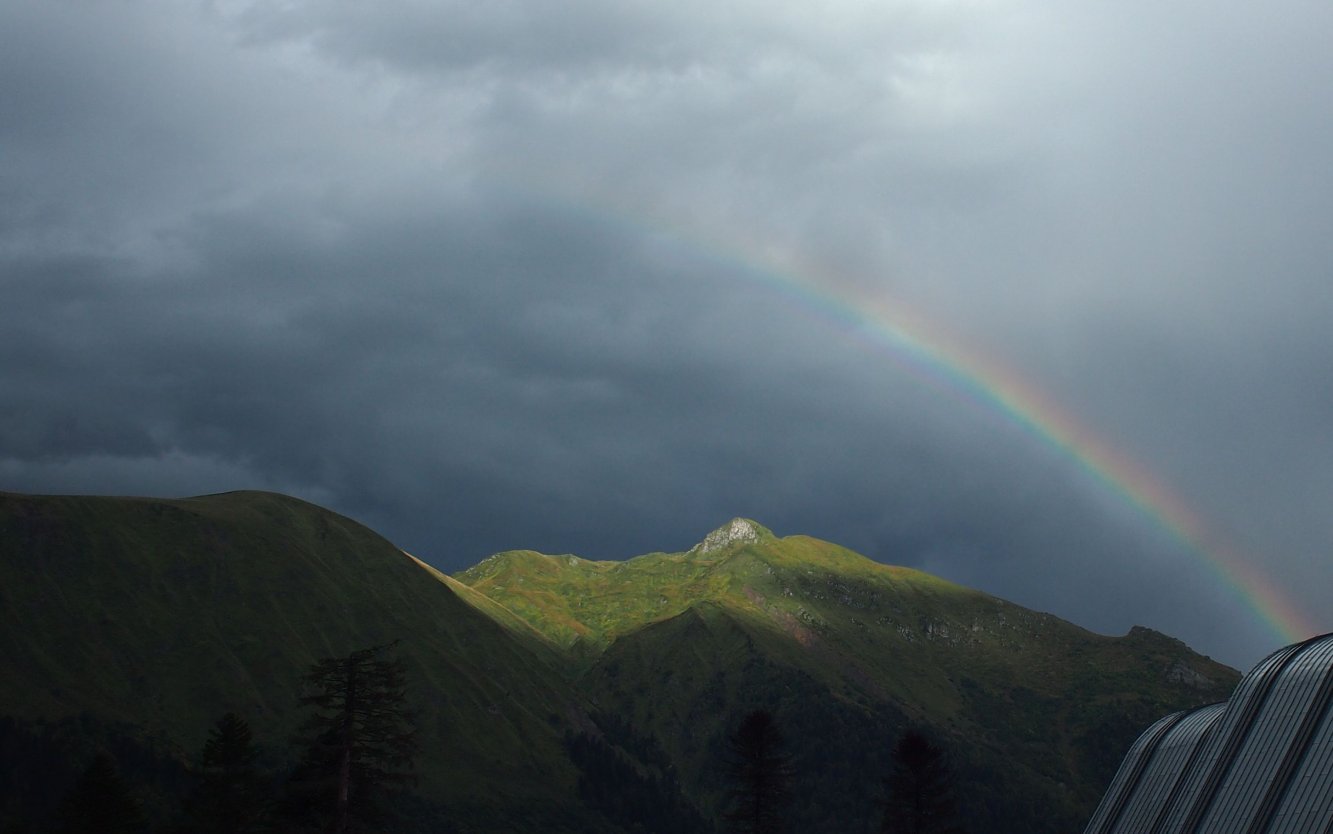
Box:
879;730;963;834
181;712;270;833
722;709;794;834
287;641;418;834
57;754;143;834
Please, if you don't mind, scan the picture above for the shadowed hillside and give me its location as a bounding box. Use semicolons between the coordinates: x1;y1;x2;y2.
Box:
0;490;602;830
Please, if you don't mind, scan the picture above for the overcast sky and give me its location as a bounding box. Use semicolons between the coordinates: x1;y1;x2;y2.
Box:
4;0;1331;669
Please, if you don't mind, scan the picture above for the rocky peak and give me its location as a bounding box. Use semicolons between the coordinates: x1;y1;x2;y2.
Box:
690;518;772;556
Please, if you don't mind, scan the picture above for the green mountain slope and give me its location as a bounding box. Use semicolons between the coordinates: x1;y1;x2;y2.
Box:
0;490;599;831
1;494;1240;833
455;517;1240;833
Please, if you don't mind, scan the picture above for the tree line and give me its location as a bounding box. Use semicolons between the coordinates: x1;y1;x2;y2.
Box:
7;645;965;833
719;708;964;834
12;642;418;834
559;706;965;833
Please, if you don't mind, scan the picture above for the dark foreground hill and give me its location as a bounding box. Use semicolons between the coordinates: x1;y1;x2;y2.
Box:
0;490;590;831
1;491;1239;832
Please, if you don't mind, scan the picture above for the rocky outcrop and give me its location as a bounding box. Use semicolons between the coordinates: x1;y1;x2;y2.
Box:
690;517;772;555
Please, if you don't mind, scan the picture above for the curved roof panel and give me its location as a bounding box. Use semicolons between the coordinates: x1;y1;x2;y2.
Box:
1084;633;1333;834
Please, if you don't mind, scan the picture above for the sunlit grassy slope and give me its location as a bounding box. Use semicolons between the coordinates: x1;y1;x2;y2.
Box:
455;518;1241;833
456;519;1234;712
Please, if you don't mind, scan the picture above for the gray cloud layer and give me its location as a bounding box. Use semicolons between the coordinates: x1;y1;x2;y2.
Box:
4;0;1331;667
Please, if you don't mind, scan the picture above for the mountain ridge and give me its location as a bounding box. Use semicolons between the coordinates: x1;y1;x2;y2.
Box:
451;514;1239;829
1;490;1240;833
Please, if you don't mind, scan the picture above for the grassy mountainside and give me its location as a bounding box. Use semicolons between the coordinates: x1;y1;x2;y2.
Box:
1;494;1240;833
0;490;600;831
456;518;1240;833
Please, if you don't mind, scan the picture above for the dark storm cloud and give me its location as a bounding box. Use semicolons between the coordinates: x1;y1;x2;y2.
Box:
3;0;1331;668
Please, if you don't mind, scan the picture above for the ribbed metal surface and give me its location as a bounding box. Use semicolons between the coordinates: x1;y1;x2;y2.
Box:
1146;703;1230;834
1198;636;1333;832
1259;637;1333;833
1082;635;1333;834
1159;641;1306;834
1083;711;1189;834
1107;704;1226;834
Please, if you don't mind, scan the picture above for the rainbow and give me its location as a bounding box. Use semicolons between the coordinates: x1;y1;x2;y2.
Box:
510;182;1319;647
746;251;1318;647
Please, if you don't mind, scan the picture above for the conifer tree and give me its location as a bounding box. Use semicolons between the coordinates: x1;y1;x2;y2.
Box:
288;641;418;834
722;709;794;834
57;753;143;834
880;730;963;834
182;712;270;833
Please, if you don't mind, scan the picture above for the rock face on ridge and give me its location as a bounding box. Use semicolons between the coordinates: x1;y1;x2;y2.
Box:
690;517;772;555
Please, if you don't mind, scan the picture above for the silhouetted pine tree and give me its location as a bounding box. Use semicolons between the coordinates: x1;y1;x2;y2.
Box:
722;710;794;834
286;642;418;834
880;730;963;834
181;712;271;833
56;754;143;834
